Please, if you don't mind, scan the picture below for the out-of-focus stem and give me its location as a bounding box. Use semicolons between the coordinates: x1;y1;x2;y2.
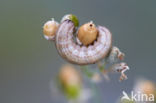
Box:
80;66;94;78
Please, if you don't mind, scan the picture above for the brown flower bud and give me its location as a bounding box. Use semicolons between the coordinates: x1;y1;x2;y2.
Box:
78;21;98;46
43;18;59;40
59;64;81;87
140;81;156;96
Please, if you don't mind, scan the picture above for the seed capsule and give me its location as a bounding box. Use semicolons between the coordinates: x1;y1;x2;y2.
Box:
141;81;155;96
59;64;81;99
43;18;59;40
78;21;98;46
59;64;81;86
135;80;156;96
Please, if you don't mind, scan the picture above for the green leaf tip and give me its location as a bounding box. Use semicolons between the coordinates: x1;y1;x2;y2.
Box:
61;14;79;27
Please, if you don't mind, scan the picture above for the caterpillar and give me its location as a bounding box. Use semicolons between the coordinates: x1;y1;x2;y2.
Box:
55;20;112;65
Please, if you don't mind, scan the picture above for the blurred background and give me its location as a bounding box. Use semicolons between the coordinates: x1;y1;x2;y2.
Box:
0;0;156;103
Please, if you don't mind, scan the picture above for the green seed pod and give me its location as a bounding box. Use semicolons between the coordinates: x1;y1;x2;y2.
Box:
61;14;79;27
65;85;81;99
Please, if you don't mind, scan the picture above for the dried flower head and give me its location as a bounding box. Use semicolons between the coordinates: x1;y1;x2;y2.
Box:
107;46;125;63
111;62;130;81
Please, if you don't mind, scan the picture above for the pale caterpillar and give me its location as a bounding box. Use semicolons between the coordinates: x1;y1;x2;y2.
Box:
43;14;129;81
55;20;112;65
